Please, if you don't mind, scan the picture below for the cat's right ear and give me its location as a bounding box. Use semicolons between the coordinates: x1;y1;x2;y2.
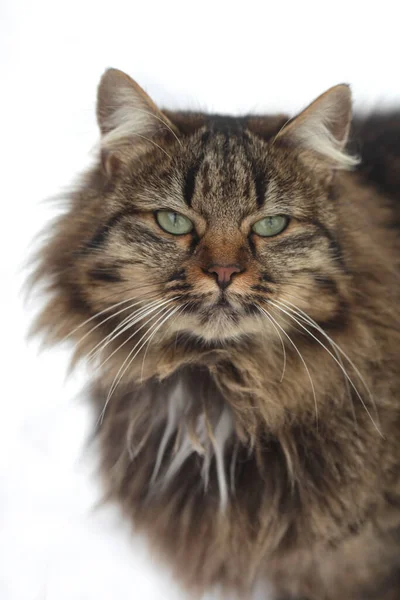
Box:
274;84;358;170
96;68;178;177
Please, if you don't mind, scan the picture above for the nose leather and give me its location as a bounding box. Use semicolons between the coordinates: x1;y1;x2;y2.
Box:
207;264;242;289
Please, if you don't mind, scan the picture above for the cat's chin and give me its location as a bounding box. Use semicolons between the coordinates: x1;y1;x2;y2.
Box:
172;311;261;344
172;329;248;348
165;300;266;344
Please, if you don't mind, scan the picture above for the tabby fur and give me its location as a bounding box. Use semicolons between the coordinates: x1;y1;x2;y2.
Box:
31;68;400;599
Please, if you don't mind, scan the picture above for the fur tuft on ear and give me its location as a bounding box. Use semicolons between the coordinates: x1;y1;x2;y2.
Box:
275;84;359;170
96;68;178;156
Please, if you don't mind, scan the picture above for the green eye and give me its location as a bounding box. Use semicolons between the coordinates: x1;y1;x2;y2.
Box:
252;215;289;237
156;211;194;235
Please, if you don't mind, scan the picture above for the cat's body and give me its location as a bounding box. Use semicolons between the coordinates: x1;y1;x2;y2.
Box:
32;70;400;599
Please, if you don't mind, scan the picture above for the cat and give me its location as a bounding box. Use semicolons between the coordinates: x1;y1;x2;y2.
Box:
30;68;400;599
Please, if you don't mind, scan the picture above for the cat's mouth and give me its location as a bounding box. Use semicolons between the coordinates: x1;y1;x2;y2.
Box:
201;297;253;336
178;294;240;320
203;292;242;316
214;295;234;309
173;294;263;342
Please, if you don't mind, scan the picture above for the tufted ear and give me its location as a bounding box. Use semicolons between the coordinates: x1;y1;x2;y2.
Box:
275;84;358;170
96;68;178;175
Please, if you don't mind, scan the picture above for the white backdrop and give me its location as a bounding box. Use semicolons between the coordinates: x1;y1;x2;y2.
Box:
2;1;400;599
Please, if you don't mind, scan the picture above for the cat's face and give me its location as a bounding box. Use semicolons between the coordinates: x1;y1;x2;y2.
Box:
35;69;356;362
80;128;347;344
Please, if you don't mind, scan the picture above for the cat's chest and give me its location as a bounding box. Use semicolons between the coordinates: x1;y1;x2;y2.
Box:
94;366;381;550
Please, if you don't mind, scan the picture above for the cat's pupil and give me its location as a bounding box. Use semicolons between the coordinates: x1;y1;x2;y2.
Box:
170;213;178;226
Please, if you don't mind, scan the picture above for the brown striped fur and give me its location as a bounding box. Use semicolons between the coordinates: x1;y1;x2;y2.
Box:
30;69;400;599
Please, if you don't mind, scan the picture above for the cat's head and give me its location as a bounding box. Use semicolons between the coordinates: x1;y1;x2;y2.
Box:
33;69;357;373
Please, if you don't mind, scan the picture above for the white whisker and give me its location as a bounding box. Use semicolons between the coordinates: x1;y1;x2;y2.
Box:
128;107;182;147
277;298;355;421
88;297;172;361
258;306;318;427
73;297;154;350
119;132;173;159
99;305;180;422
62;295;147;342
282;297;375;407
268;300;382;437
91;298;177;366
140;302;187;383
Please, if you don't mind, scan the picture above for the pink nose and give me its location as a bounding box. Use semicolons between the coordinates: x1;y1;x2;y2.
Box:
207;264;242;289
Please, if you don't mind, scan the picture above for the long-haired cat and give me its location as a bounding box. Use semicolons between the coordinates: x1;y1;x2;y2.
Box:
31;68;400;599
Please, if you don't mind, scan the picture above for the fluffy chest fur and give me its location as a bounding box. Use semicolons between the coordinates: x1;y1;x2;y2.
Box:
92;349;398;598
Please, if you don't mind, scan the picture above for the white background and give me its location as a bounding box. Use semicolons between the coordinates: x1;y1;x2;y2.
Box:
2;1;400;599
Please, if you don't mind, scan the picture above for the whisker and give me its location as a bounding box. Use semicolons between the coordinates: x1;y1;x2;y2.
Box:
62;294;149;343
93;299;177;369
270;116;294;147
98;308;173;423
128;107;182;147
276;298;355;422
140;302;188;383
281;296;375;408
122;133;173;159
108;304;179;397
57;280;160;341
99;305;180;422
258;305;318;428
73;296;158;350
87;297;173;361
268;300;382;437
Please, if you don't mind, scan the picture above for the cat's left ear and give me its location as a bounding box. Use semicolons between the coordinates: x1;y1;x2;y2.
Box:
274;84;358;170
96;68;178;176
